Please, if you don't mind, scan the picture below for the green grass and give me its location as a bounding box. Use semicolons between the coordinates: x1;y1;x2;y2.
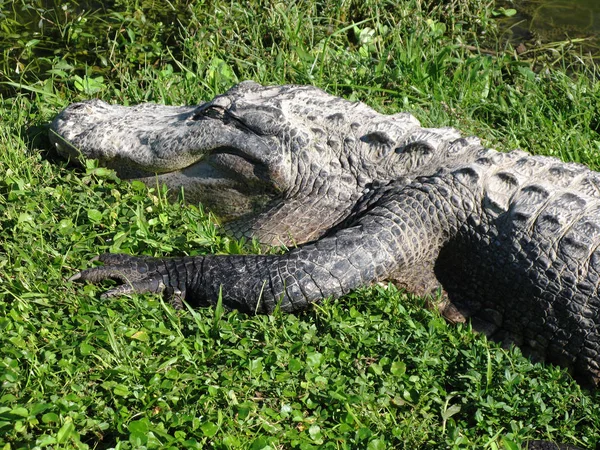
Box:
1;0;600;448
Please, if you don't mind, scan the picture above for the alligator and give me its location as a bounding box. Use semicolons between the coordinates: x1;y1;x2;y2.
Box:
50;81;600;395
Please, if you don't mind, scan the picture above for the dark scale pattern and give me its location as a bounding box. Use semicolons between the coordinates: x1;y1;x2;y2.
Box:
54;82;600;389
433;156;600;385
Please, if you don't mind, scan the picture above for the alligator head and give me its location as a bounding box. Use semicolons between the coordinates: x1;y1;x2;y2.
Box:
50;81;465;246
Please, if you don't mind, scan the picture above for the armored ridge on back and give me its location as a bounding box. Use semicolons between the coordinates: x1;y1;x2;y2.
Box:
50;81;600;388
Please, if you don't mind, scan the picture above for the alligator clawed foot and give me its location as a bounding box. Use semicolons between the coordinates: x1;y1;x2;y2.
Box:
69;253;186;309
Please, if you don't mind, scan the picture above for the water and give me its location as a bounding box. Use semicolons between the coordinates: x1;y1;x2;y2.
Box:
498;0;600;49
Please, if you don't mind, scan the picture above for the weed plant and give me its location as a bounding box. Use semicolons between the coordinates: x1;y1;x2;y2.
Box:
1;0;600;449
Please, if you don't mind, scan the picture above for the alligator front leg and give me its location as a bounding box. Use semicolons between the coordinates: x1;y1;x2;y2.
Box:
70;183;458;314
70;229;416;314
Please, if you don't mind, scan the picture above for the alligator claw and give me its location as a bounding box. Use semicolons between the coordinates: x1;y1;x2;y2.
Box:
165;287;186;310
70;253;187;309
99;278;166;298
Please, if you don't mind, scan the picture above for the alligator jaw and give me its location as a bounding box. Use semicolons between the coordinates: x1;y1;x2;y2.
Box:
49;99;274;173
49;96;287;218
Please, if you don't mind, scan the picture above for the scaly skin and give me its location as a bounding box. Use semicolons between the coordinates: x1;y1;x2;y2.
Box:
52;82;600;394
50;81;468;246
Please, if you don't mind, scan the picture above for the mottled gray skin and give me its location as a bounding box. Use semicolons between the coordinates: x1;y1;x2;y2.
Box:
51;82;600;392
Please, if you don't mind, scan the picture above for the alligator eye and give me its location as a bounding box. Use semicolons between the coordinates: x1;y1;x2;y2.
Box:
190;105;225;121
